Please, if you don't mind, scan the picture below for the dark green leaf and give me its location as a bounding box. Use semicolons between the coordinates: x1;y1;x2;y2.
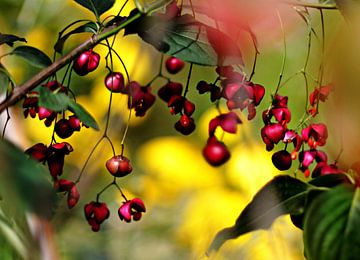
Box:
303;185;360;260
309;173;351;188
38;88;99;130
0;140;56;218
0;33;26;47
0;63;10;94
38;87;70;111
74;0;115;17
68;101;99;130
12;46;52;68
54;22;98;53
131;14;243;66
134;0;173;13
207;175;316;254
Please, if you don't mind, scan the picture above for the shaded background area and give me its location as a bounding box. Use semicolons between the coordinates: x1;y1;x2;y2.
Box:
0;0;347;259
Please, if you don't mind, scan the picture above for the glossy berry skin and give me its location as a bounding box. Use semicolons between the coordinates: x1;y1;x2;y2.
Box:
106;155;132;177
55;119;74;139
202;137;230;167
105;72;125;93
272;150;292;171
73;49;100;76
165;57;184;74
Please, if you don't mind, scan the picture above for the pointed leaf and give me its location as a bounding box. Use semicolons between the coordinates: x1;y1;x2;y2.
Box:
38;88;99;130
0;140;56;218
131;14;243;66
134;0;173;13
208;175;318;254
309;173;351;188
12;46;52;68
68;100;99;130
54;22;98;53
74;0;115;17
0;63;10;94
38;87;70;111
303;186;360;260
0;33;26;47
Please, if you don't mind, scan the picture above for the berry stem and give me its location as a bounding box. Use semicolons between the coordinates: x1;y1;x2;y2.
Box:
1;92;10;139
75;137;103;184
248;28;259;81
114;181;128;201
96;181;114;202
274;9;287;95
183;63;194;97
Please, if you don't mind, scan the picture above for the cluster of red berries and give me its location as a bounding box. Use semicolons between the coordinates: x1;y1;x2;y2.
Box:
197;66;265;166
83;155;145;231
23;80;87;138
260;88;343;178
23;49;147;232
26;142;79;208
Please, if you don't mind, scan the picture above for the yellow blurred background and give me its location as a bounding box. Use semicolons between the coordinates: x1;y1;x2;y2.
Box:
1;0;349;259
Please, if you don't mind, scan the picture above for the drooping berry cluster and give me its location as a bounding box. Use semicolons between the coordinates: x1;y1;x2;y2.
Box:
26;142;80;209
83;154;146;231
260;88;343;178
23;48;147;232
197;66;265;166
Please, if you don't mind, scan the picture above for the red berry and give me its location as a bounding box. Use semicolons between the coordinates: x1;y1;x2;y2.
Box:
55;119;74;139
175;115;195;135
67;185;80;209
202;137;230;166
272;150;292;171
106;155;133;177
25;143;48;162
165;57;184;74
105;72;125;93
73;49;100;76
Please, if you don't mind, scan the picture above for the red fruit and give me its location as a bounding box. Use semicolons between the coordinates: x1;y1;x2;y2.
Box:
68;115;81;131
55;119;74;139
202;137;230;166
67;185;80;209
54;179;74;192
73;49;100;76
84;201;110;232
105;72;125;93
272;150;292;171
118;198;146;223
106;155;133;177
175;115;195;135
25;143;48;162
165;57;184;74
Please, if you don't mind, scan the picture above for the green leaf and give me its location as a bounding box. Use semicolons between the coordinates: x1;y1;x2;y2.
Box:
134;0;173;13
0;33;26;47
303;185;360;260
54;21;98;53
0;64;10;95
12;46;52;68
130;14;244;66
207;175;317;254
68;101;99;130
0;140;56;219
309;173;351;188
74;0;115;17
38;87;70;112
38;87;99;130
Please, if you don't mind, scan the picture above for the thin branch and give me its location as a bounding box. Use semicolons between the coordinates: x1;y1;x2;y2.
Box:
0;12;142;113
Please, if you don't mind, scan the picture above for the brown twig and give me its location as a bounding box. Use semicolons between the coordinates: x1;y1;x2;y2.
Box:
0;12;142;113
